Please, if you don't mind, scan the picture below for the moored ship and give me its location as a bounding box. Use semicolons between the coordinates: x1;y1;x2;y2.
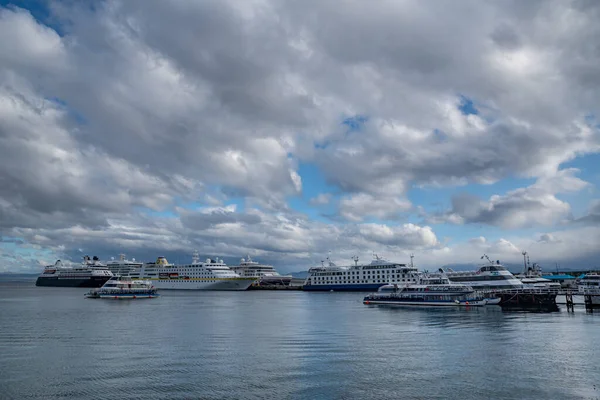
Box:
363;276;488;307
230;256;292;286
303;253;419;291
35;256;113;288
432;255;523;290
85;275;158;299
130;251;256;291
105;254;143;277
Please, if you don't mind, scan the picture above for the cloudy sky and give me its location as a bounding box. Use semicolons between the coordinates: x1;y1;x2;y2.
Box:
1;0;599;273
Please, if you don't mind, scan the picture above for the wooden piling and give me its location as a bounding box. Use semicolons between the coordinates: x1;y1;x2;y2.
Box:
565;292;574;312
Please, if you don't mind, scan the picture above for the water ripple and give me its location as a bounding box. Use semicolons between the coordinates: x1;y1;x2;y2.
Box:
1;285;599;399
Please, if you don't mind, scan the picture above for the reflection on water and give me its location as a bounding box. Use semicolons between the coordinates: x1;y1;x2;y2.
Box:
0;280;599;400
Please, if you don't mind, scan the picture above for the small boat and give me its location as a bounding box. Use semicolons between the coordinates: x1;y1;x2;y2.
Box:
85;276;159;299
363;276;488;307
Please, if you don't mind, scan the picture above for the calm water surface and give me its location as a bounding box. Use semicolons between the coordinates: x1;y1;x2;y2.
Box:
1;278;599;400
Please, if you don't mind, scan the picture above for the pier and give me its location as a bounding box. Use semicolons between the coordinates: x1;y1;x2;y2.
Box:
486;288;600;312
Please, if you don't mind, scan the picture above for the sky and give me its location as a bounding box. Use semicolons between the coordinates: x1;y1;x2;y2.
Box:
1;0;599;273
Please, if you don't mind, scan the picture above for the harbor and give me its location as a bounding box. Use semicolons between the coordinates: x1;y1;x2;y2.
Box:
31;251;600;313
2;279;599;400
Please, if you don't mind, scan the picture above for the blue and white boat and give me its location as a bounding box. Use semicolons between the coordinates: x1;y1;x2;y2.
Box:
363;276;488;307
303;254;419;292
85;276;159;299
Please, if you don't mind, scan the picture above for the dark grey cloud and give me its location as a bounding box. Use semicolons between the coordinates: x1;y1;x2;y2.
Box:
574;200;600;225
179;207;262;230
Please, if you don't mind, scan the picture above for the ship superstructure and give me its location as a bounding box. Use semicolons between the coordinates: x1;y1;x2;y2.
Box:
35;256;113;288
303;253;419;291
105;254;143;277
230;256;292;285
432;255;523;290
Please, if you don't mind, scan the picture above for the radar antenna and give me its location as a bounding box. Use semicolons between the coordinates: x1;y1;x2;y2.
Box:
192;250;200;264
351;255;359;266
410;253;415;269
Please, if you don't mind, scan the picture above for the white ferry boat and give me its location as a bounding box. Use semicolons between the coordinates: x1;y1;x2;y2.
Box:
230;256;292;285
130;251;256;291
35;256;113;288
105;254;143;277
363;276;488;307
515;252;561;289
432;255;523;290
577;272;600;292
303;254;419;291
85;276;158;299
576;273;600;305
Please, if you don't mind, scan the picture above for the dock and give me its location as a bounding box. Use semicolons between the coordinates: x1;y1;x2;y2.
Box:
485;288;600;312
248;284;302;290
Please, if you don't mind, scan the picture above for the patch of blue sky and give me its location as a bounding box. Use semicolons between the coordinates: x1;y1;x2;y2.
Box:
562;153;600;185
297;162;337;200
560;153;600;216
1;238;57;262
45;97;88;125
458;95;478;116
456;94;499;125
1;0;65;35
342;115;368;132
287;162;339;220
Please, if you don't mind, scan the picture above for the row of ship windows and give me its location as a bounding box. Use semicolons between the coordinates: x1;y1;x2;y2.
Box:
143;269;214;272
139;273;214;276
314;278;417;283
362;265;406;270
315;275;414;280
314;270;411;276
314;280;411;284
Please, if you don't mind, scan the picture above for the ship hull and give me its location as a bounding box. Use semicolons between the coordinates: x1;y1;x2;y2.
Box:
142;278;256;291
363;299;487;307
98;293;159;299
303;283;385;292
35;276;111;288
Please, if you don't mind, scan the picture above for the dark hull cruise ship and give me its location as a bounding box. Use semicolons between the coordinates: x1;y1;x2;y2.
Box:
35;256;113;288
303;254;418;291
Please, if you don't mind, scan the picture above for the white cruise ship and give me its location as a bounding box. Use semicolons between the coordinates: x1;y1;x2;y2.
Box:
130;251;256;291
303;254;419;291
230;256;292;285
433;256;523;290
105;254;143;276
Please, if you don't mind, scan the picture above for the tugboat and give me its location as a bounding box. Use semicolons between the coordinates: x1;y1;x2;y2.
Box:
85;276;159;299
363;275;488;307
